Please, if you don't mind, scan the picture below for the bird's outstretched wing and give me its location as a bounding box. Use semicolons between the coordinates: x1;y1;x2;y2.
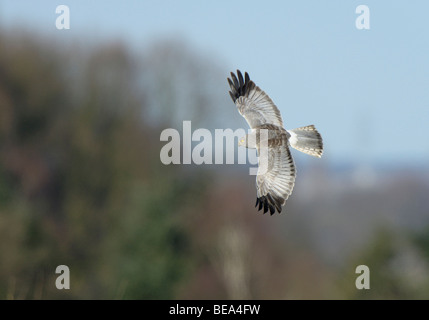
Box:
255;129;296;214
227;70;284;129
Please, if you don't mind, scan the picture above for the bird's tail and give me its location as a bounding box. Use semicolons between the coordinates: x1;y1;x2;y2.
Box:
287;125;323;158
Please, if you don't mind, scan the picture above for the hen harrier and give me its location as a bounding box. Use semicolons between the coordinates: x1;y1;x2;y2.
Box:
227;70;323;215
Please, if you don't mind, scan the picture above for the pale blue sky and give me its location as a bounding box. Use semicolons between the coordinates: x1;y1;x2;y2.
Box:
1;1;428;166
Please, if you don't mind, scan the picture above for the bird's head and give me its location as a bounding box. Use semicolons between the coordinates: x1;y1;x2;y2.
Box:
238;136;246;147
238;133;257;149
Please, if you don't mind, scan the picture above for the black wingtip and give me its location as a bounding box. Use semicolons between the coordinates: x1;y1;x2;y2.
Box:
237;70;244;87
255;194;283;215
258;198;263;211
227;70;252;103
245;72;250;84
229;91;235;102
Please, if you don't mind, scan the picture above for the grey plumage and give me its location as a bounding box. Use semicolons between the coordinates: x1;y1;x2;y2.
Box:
227;70;323;215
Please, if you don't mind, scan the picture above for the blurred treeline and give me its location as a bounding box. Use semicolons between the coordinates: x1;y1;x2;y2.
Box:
1;31;429;299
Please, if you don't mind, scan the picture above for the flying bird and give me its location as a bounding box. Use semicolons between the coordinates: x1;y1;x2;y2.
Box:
227;70;323;215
